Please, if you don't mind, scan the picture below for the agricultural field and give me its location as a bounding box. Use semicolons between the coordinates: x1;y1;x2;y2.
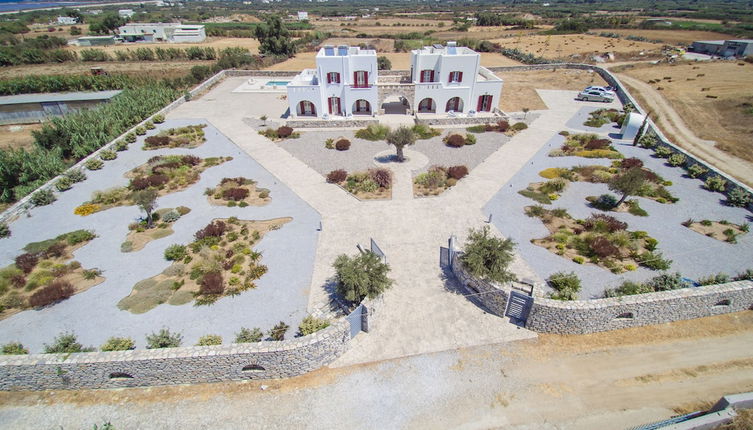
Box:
0;60;212;79
489;34;665;61
65;37;261;55
600;29;736;45
615;61;753;171
0;124;41;151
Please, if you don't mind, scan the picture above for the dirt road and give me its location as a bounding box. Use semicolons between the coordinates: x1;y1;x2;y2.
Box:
614;72;753;187
0;312;751;429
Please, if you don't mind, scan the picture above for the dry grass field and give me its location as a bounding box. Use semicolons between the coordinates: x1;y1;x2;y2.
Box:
602;29;737;45
489;33;664;60
66;37;262;54
497;68;608;112
618;61;753;164
0;124;42;151
0;60;213;79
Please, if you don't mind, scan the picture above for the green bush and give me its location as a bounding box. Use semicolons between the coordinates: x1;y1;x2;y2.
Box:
152;114;165;124
99;149;117;161
100;337;135;351
726;187;751;207
698;273;730;286
85;158;104;171
134;126;147;136
31;189;56;206
654;146;672;158
298;315;330;336
196;334;222;346
638;251;672;271
125;133;137;143
355;123;389;141
164;244;187;261
547;271;581;301
637;132;659;148
145;121;155;130
687;164;708;178
704;176;727;192
0;223;9;239
1;342;28;355
460;226;517;284
145;328;182;349
333;251;392;303
268;321;289;341
65;169;86;183
511;122;528;131
466;124;486;133
43;332;94;354
234;327;263;343
55;177;73;192
412;124;441;139
667;153;686;167
64;229;95;245
592;194;618;210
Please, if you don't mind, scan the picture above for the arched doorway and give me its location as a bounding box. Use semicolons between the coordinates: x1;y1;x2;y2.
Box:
297;100;316;117
353;99;371;115
381;94;409;115
445;97;463;112
417;98;436;113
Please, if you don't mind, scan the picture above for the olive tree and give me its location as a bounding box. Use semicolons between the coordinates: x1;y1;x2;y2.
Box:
385;126;416;162
460;226;517;284
333;251;392;303
608;167;646;206
131;189;158;228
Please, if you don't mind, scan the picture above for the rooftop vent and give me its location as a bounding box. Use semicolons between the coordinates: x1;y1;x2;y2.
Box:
338;45;348;56
323;45;334;56
432;43;444;49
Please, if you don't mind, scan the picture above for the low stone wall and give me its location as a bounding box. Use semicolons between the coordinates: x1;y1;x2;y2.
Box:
0;319;352;391
286;118;378;128
450;253;753;334
415;114;508;127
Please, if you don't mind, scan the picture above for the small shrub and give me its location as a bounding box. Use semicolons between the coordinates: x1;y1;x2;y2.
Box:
654;146;672;158
120;241;134;253
496;120;510;132
65;169;86;183
0;223;9;239
511;122;528;131
412;124;441;139
698;273;730;286
355;123;389;140
705;176;727;192
164;244;187;261
464;133;476;145
559;130;570;136
448;165;469;180
235;327;263;343
145;121;155;130
146;328;182;349
276;126;294;138
144;135;170;148
369;168;391;188
196;334;222;346
152;114;165;123
444;134;465;148
324;138;334;149
100;337;135;351
726;188;751;207
547;271;581;301
687;164;708;178
222;187;250;201
199;271;224;295
74;203;100;216
85;158;104;171
667;153;686;167
335;139;351;151
194;220;227;240
31;189;56;206
326;169;348;184
43;332;94;354
466;124;486;133
134;126;147;136
55;177;73;192
99;150;117;161
1;342;28;355
620;158;644;169
15;253;38;274
638;251;672;270
298;315;330;336
268;321;289;341
588;236;620;258
592;194;618;211
65;229;95;245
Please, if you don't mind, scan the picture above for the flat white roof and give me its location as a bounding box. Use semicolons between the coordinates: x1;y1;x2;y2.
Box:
317;45;376;57
0;90;122;106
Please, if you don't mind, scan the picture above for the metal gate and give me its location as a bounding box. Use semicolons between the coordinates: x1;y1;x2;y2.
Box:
439;246;450;267
505;291;533;323
370;238;386;263
346;304;364;338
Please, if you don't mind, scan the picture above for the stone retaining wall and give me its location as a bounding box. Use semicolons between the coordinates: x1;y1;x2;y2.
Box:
450;253;753;334
286;118;378;128
0;319;353;391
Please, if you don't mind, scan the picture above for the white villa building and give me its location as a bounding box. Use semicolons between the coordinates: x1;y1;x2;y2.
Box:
286;41;503;119
117;23;207;43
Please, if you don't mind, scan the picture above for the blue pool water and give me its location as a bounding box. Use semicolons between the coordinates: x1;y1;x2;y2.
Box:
267;81;290;86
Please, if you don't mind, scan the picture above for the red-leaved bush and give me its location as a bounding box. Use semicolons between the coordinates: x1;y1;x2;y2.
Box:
584;138;611;150
369;168;391;188
621;157;644;169
144;136;170;148
15;253;38;274
583;214;628;233
222;187;250;201
199;271;224;295
195;221;227;240
326;169;348;184
445;134;465;148
496;120;510;132
277;126;294;138
588;236;620;258
29;280;74;308
335;139;351;151
447;165;469;180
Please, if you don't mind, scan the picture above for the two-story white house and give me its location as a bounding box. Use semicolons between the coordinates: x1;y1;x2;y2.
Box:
287;45;378;118
410;41;502;115
286;42;502;119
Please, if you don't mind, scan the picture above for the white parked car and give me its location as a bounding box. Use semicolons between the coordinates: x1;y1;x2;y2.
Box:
576;90;615;102
584;86;617;96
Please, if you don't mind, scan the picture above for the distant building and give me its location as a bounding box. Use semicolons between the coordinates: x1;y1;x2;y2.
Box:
71;36;116;47
118;23;206;43
0;91;122;125
118;9;135;18
297;11;308;21
689;39;753;57
56;16;77;25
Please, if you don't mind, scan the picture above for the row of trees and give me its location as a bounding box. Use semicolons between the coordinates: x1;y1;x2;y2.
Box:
475;12;535;28
80;45;219;62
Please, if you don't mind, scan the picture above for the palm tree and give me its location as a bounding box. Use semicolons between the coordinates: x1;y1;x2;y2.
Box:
386;126;416;162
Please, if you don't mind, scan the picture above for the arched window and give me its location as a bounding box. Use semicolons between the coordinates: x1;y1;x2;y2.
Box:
297;100;316;116
353;99;371;114
418;98;435;113
446;97;463;112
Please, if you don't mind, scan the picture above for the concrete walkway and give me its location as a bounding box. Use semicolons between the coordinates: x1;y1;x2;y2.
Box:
164;79;624;364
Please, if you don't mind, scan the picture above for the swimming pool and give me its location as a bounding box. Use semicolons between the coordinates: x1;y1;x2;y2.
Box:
267;81;290;86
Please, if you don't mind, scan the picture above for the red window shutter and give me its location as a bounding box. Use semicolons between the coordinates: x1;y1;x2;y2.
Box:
336;73;340;83
448;72;453;82
364;71;368;86
327;73;331;84
430;70;435;82
477;97;483;112
458;72;463;82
